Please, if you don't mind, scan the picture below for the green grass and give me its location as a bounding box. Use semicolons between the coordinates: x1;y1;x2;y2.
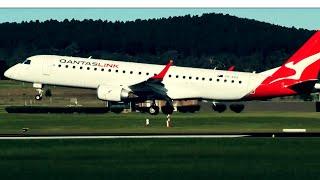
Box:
0;112;320;134
1;82;319;179
0;80;104;106
0;80;29;89
0;138;319;180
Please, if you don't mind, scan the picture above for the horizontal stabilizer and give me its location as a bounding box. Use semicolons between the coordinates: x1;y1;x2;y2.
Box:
287;79;318;94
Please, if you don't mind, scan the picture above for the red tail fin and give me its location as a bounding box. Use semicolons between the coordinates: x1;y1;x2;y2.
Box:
263;30;320;85
249;31;320;99
286;31;320;64
228;66;235;71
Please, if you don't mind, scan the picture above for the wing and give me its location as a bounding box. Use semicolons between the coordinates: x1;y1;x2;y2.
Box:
129;60;173;101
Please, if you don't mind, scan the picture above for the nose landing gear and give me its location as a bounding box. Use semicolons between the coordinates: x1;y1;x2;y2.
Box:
35;89;43;100
33;83;43;101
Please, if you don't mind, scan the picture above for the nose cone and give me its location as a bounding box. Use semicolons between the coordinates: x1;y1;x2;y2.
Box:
4;68;13;79
4;64;25;81
4;66;17;79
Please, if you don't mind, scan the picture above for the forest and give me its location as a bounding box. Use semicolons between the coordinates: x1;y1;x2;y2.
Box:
0;12;313;79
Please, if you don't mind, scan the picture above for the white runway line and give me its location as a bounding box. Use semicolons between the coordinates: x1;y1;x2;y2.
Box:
0;135;249;140
282;129;306;132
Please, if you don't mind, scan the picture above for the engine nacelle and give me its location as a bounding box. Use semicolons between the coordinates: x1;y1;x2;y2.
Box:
97;85;132;101
212;103;227;113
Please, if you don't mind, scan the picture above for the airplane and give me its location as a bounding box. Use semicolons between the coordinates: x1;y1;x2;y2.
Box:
4;31;320;115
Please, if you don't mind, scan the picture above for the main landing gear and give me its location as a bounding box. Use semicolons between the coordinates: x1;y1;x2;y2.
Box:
148;104;160;115
148;101;174;115
161;102;174;115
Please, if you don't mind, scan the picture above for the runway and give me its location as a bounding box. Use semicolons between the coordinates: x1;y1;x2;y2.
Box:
0;135;248;140
0;132;320;139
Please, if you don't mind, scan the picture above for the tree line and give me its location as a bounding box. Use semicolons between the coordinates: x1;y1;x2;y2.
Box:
0;13;313;79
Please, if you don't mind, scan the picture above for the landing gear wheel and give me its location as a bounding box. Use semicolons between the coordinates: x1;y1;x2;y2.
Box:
35;88;44;101
148;105;159;115
161;104;174;115
35;94;42;100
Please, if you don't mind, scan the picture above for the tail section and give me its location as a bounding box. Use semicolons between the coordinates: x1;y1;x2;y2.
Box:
249;31;320;99
286;31;320;65
262;30;320;85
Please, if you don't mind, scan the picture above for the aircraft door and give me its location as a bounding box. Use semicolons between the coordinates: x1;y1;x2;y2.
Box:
42;60;54;77
42;60;53;83
246;72;257;95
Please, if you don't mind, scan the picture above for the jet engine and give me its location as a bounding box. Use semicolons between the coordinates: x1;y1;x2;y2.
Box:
229;104;245;113
97;85;135;101
212;103;227;113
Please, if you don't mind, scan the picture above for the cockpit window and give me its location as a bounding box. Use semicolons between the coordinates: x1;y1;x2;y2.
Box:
22;59;31;65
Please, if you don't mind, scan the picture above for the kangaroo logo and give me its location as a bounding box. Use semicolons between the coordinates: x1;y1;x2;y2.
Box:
269;52;320;84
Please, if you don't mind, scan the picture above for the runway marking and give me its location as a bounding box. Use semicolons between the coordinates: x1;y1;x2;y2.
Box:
0;135;249;140
282;129;306;132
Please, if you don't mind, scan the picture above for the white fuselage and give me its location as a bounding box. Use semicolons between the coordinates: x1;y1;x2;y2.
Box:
5;55;268;101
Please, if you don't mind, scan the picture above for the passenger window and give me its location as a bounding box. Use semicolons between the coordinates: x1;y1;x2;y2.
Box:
189;76;192;80
116;70;118;73
169;75;172;78
196;77;199;80
58;64;61;67
202;78;205;80
239;81;242;84
80;66;83;69
224;79;227;82
139;72;141;75
209;78;212;81
146;72;149;75
130;71;133;74
176;75;179;78
217;79;220;82
183;76;186;79
108;69;111;72
123;70;126;73
73;66;76;69
101;68;104;71
87;67;90;70
94;68;97;71
231;80;234;83
65;65;68;68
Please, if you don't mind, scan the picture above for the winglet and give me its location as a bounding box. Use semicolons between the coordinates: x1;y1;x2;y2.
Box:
228;66;235;71
151;60;173;80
